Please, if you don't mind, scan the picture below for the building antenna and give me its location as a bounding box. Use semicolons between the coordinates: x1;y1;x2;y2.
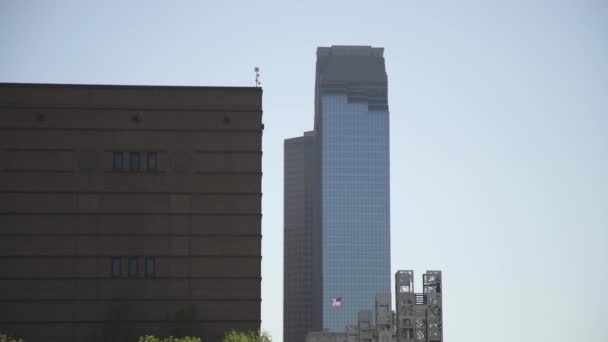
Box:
254;67;261;87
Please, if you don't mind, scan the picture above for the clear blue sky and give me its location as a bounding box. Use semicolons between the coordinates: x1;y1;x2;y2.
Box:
1;1;607;341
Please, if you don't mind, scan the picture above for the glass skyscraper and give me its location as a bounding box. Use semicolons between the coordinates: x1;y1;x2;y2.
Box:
285;46;390;340
316;46;391;331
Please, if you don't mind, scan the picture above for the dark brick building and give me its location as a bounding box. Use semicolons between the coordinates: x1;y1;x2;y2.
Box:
0;83;263;342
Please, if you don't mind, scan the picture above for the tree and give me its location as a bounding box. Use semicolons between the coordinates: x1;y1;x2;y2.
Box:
222;330;271;342
0;333;25;342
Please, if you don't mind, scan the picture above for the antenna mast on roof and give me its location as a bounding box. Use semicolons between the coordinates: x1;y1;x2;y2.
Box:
255;67;261;87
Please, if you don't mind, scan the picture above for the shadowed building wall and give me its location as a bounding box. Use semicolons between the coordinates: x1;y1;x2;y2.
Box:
284;132;315;342
0;83;263;342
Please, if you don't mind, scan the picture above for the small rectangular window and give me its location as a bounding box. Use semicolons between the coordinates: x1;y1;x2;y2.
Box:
130;152;141;171
129;256;138;276
147;152;157;172
111;257;121;277
145;256;156;277
113;152;124;171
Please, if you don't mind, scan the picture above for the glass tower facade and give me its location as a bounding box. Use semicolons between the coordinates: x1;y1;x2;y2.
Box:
316;46;391;332
320;94;390;331
284;46;390;341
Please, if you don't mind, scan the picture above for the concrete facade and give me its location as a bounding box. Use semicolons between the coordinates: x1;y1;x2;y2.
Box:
395;271;443;342
0;83;263;342
375;294;392;342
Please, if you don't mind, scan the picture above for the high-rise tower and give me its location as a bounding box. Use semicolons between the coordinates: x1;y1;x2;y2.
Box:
284;132;316;342
315;45;390;332
285;45;390;339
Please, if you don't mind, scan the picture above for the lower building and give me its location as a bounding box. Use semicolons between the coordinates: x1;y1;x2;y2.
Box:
284;132;316;342
306;332;348;342
395;271;443;342
306;271;443;342
0;83;263;342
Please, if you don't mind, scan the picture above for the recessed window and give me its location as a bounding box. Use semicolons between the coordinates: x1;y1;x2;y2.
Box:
129;256;138;276
130;152;141;171
147;152;158;172
113;152;124;171
145;256;156;277
111;257;121;277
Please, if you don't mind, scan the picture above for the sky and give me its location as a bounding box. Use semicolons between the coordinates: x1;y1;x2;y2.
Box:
1;0;607;341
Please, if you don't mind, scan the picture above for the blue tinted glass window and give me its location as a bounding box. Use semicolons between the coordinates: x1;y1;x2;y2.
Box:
111;257;121;277
113;152;124;171
130;152;140;171
129;256;138;276
145;256;156;276
147;152;157;172
320;95;390;331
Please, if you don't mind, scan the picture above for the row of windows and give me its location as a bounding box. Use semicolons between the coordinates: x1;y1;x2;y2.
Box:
113;151;158;172
111;256;156;277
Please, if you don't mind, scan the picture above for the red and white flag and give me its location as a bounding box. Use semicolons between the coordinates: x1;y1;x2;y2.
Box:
330;297;342;307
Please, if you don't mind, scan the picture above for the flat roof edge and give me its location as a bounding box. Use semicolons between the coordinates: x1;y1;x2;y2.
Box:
0;82;262;91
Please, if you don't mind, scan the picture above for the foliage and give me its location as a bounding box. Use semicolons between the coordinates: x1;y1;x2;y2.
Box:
222;330;272;342
0;333;25;342
138;336;201;342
